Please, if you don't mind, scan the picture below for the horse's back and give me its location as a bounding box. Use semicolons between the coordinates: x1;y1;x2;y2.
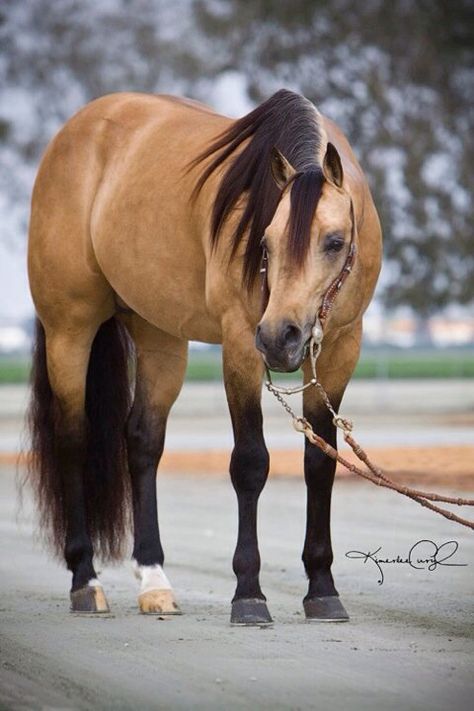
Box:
28;91;380;339
27;93;227;332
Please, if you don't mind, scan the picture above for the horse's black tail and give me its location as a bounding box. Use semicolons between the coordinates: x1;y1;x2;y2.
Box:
26;317;133;561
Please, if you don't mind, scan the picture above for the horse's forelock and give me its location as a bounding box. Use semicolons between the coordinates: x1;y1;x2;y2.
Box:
192;89;323;289
287;169;325;266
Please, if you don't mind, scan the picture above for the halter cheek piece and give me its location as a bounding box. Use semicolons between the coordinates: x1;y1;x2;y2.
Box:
260;198;357;347
316;200;356;330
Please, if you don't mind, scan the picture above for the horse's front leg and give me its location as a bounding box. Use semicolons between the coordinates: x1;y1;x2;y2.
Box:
301;345;354;622
222;325;272;626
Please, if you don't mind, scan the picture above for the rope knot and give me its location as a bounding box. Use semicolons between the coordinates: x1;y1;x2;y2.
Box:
293;417;307;434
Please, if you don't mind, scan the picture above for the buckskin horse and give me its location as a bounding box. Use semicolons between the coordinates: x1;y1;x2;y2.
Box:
27;89;382;624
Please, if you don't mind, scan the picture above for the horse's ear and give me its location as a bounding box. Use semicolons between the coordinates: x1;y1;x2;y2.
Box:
323;142;344;188
270;147;297;190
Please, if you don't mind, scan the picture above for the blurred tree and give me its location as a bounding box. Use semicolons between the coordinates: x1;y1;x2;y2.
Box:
0;0;209;242
194;0;474;316
0;0;473;316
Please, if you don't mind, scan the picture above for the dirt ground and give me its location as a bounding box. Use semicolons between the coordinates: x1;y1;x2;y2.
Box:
1;381;474;491
1;380;473;709
1;463;473;711
155;442;474;490
5;442;474;489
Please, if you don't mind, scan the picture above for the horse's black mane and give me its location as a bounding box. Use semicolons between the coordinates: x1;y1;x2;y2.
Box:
192;89;325;289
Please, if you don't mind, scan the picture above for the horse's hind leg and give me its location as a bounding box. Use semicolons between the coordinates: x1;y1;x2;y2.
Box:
43;321;110;613
124;316;187;615
222;322;272;626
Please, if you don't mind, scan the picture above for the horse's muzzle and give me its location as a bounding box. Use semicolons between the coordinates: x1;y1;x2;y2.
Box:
255;320;306;372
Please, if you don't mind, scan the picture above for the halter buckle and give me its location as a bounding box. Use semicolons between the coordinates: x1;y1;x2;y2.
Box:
311;318;324;344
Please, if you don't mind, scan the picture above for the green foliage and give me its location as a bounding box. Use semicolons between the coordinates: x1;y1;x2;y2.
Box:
186;350;474;381
0;357;30;383
1;350;472;385
195;0;474;315
353;350;474;379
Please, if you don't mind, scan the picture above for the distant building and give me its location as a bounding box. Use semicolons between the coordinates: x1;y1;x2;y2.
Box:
429;317;474;347
362;307;474;348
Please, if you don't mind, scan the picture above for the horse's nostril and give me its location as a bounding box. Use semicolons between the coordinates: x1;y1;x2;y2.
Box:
281;322;302;350
256;321;303;362
255;324;266;353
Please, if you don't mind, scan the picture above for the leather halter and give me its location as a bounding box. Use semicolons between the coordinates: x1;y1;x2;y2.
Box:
318;200;356;326
260;199;357;328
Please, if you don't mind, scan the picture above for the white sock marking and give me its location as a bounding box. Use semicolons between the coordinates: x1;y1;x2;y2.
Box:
133;562;172;594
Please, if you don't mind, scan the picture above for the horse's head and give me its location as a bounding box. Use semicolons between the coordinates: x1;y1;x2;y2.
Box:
255;143;357;372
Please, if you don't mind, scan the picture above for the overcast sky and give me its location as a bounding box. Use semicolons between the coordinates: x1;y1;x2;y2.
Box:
0;241;32;321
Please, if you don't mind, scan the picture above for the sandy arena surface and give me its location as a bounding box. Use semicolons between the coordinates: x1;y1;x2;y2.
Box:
0;380;473;709
1;464;474;711
1;381;474;489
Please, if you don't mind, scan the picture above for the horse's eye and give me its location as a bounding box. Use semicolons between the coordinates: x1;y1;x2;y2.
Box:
324;233;345;254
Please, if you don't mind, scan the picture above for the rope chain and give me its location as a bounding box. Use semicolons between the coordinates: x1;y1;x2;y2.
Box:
264;330;474;531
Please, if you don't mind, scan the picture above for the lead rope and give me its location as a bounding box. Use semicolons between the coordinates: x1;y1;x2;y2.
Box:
264;322;474;531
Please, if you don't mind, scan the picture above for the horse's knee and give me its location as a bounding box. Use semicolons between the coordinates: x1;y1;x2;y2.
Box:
230;439;269;493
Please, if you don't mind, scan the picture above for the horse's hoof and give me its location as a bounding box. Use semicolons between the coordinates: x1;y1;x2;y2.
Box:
230;598;273;626
70;585;110;613
138;589;182;615
304;596;349;622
